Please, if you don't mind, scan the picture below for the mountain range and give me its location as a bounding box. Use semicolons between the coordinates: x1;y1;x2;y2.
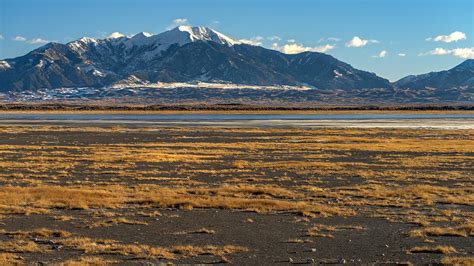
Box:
0;26;472;104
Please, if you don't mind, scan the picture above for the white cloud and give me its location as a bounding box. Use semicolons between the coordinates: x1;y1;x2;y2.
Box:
29;38;49;44
420;47;474;59
421;47;450;56
311;44;336;53
272;42;335;54
398;53;406;57
166;18;190;30
427;31;466;43
346;36;378;47
13;36;27;42
267;36;282;41
287;39;296;43
239;36;264;46
173;18;188;25
0;35;4;40
107;32;125;39
451;48;474;59
372;50;387;58
432;47;450;55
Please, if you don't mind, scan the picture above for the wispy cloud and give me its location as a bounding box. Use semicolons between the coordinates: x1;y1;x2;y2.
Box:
13;36;27;42
0;35;4;40
239;36;264;46
372;50;387;58
426;31;466;43
318;37;340;43
267;36;282;41
173;18;188;25
12;35;51;44
398;53;406;57
209;20;220;28
29;38;50;44
166;18;190;30
346;36;379;47
420;47;474;59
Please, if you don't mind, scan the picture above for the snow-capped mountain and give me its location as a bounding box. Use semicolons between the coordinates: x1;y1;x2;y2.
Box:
0;26;391;93
0;26;472;103
66;26;238;60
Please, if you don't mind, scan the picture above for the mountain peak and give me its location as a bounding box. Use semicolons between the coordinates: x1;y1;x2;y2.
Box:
77;37;98;43
121;26;238;50
131;32;152;38
170;25;239;46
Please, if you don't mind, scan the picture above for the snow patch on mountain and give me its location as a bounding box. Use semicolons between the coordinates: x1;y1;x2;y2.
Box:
124;26;238;49
112;75;150;87
67;37;99;54
67;26;240;59
333;70;343;78
176;26;238;46
0;61;11;70
108;81;313;90
92;69;106;77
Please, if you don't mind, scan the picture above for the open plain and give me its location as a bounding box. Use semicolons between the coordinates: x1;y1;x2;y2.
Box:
0;112;472;265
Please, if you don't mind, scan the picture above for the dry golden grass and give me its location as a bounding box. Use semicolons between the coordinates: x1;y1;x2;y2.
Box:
56;256;118;266
172;245;249;257
88;218;148;228
53;215;74;221
0;186;122;210
0;184;348;217
440;256;474;265
408;245;458;254
0;253;24;265
136;211;162;217
0;240;48;253
5;228;72;239
409;223;474;238
306;224;365;237
59;237;174;259
0;125;472;263
58;237;248;259
337;184;474;207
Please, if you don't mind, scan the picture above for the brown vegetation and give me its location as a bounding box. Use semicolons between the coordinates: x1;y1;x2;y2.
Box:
408;245;458;254
0;125;472;264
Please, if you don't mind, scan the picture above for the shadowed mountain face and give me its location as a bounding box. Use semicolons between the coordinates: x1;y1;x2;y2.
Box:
0;26;472;104
395;59;474;89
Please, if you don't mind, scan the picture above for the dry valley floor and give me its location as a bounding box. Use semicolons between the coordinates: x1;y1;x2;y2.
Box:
0;124;472;265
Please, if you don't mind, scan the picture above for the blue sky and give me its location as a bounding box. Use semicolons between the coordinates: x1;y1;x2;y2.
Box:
0;0;472;81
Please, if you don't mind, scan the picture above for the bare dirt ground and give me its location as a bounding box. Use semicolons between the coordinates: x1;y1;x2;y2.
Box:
0;123;472;265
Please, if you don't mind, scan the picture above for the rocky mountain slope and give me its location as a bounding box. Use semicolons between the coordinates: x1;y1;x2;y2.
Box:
0;26;472;104
0;26;390;92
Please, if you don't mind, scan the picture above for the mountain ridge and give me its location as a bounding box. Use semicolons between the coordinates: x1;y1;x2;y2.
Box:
0;26;472;103
0;26;392;92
